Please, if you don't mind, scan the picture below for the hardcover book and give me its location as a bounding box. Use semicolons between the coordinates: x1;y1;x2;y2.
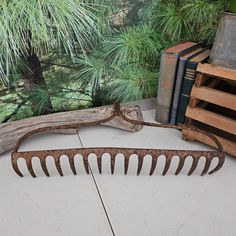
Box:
156;41;201;123
176;49;211;125
169;47;205;124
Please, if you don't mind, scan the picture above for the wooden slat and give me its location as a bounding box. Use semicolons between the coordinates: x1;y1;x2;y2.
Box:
189;78;221;108
197;63;236;81
191;86;236;111
189;97;199;108
182;129;236;157
186;107;236;135
195;73;207;87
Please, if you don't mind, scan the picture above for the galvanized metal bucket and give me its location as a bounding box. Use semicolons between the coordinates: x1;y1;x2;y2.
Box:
210;12;236;70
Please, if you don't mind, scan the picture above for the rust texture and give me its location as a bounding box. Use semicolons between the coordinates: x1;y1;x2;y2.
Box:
11;103;225;177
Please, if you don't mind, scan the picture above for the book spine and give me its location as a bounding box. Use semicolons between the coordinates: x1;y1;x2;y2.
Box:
169;58;187;124
156;53;179;123
176;63;197;124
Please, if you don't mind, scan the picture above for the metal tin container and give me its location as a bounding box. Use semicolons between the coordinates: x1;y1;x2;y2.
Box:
210;12;236;70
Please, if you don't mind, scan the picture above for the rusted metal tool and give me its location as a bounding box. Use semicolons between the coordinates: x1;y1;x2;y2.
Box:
11;103;225;177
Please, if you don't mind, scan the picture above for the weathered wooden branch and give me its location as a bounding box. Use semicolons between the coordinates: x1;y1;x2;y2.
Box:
0;104;143;155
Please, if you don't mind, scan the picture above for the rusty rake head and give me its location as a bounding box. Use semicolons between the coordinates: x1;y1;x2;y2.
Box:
11;103;225;177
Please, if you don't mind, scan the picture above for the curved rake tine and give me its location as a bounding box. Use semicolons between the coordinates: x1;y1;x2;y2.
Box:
188;156;199;176
149;156;157;176
124;155;129;175
110;154;116;175
68;156;77;175
12;157;23;177
201;158;212;176
175;157;185;175
83;155;90;174
137;155;144;176
209;156;225;174
162;156;171;176
40;157;50;177
97;155;102;174
54;156;63;176
26;157;36;178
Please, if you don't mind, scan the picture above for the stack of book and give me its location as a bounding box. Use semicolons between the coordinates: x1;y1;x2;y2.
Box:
156;41;210;124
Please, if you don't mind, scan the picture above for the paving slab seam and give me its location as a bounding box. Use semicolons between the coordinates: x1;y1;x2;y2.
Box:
76;130;116;236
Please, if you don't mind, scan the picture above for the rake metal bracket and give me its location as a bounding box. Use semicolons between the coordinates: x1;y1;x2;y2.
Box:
11;103;225;177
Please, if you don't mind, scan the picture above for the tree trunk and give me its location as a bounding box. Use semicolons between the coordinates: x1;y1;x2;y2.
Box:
21;50;53;115
92;87;103;107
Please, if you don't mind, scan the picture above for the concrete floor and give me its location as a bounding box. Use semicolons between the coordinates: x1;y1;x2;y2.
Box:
0;105;235;236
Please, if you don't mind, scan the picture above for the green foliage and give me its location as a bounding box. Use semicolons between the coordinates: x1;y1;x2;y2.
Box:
106;66;158;102
229;0;236;12
0;0;100;84
101;24;163;102
154;1;189;41
27;88;52;115
105;25;159;68
73;52;107;90
10;106;33;121
0;0;227;122
147;0;225;44
43;59;93;109
89;0;119;34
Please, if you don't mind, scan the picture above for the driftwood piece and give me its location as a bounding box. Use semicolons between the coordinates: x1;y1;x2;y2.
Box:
0;104;143;155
